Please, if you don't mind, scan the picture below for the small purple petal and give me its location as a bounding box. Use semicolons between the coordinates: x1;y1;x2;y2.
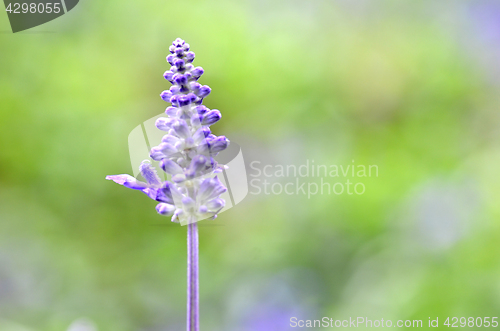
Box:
165;106;178;116
169;95;179;107
186;51;195;61
172;174;187;183
171;209;183;223
172;120;190;138
166;54;175;65
160;90;172;102
170;85;180;94
156;203;176;216
206;198;225;210
178;95;191;107
161;134;180;145
192;67;204;78
156;181;174;204
187;93;197;103
163;71;175;81
202;110;221;126
150;142;177;160
106;175;148;190
156;117;175;131
173;74;187;85
199;177;227;201
210;136;229;153
190;155;207;172
142;187;159;200
173;38;185;46
192;127;211;143
196;140;210;155
190;114;202;126
182;196;195;208
186;155;207;179
161;158;184;175
198;85;211;98
194;105;208;115
174;58;185;69
189;82;201;94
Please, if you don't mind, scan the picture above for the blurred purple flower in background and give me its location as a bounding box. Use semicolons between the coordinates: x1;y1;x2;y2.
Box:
67;318;98;331
468;1;500;44
224;270;320;331
461;0;500;83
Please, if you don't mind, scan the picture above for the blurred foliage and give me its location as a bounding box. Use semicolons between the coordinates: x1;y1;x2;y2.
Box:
1;0;500;330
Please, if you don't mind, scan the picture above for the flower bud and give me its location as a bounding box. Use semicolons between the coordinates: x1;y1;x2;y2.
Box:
202;110;221;125
160;90;172;101
156;203;176;216
198;85;211;98
191;67;204;78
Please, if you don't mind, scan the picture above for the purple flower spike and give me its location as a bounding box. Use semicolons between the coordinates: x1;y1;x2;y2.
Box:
106;38;231;331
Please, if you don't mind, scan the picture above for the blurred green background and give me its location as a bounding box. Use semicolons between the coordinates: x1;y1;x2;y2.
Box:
1;0;500;330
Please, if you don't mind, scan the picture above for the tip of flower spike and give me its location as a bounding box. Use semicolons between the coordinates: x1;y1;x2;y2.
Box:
173;38;185;47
